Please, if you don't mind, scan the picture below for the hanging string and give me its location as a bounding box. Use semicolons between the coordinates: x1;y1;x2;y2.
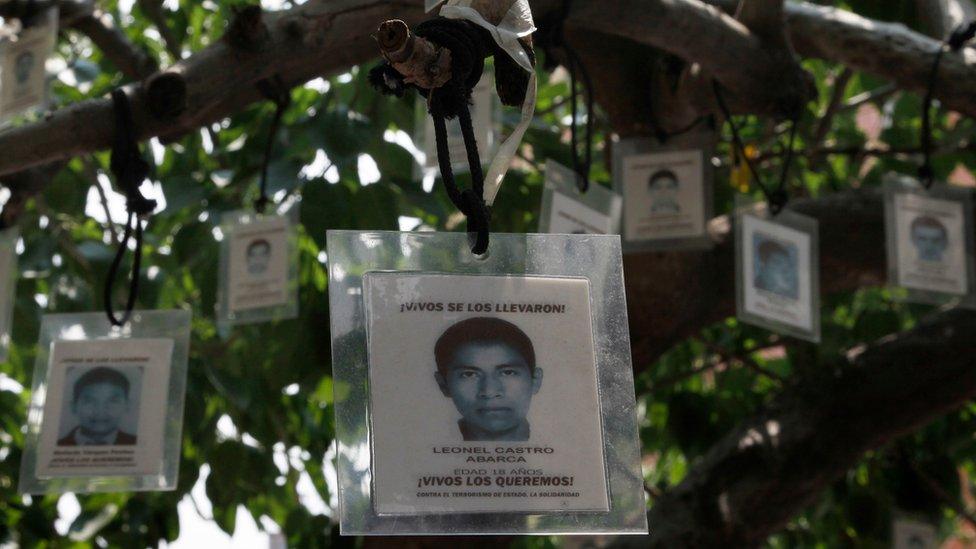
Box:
713;80;798;216
104;89;156;327
414;17;492;254
553;0;594;193
919;20;976;190
254;76;291;214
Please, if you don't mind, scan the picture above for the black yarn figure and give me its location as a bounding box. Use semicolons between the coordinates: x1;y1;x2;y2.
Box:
369;17;528;255
104;89;157;327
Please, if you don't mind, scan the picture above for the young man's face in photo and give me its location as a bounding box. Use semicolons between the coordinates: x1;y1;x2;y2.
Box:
911;224;948;262
437;341;542;439
246;242;271;275
73;382;128;439
648;173;681;212
758;248;798;297
14;52;34;84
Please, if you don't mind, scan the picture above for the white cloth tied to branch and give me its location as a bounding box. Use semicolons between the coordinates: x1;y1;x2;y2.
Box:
427;0;538;206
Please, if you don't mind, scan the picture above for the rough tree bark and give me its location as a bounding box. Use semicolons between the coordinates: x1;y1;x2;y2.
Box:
0;0;974;176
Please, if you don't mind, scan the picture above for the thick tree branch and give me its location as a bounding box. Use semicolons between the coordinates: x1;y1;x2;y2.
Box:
1;0;974;176
786;3;976;118
614;307;976;547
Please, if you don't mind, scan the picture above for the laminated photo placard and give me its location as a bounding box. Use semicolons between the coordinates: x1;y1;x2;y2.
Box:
613;132;715;252
0;6;57;122
538;160;622;235
327;231;646;536
884;174;976;307
735;200;821;342
216;202;300;336
415;71;500;180
0;227;18;362
18;310;191;494
892;517;938;549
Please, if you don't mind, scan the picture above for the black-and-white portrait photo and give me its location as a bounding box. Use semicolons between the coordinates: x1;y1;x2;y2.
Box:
621;149;707;242
739;212;818;339
364;272;610;514
752;233;799;300
57;366;142;447
434;317;543;441
226;215;291;313
891;190;970;296
909;215;948;263
648;168;681;214
14;51;35;85
30;337;176;482
245;238;272;275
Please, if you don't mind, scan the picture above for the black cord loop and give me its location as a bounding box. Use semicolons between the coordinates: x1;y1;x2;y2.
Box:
104;89;156;327
547;0;594;193
254;76;291;214
713;80;798;216
920;21;976;190
413;17;492;254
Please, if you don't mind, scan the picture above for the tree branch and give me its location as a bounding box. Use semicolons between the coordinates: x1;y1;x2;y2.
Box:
916;0;976;40
615;307;976;547
1;0;974;176
67;7;158;79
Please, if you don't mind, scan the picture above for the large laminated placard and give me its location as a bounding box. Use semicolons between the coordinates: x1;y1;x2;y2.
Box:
326;231;646;535
18;310;191;494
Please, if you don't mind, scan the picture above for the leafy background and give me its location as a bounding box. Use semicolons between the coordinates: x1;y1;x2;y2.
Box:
1;0;976;547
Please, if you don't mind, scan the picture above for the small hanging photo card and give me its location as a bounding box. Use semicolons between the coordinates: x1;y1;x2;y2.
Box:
327;231;646;536
538;160;622;235
892;517;938;549
884;174;976;307
735;200;821;342
216;202;300;335
613;132;715;252
0;227;18;362
18;310;192;494
0;6;57;122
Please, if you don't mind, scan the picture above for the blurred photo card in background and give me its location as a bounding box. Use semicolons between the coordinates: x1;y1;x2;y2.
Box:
538;160;621;235
613;131;715;252
884;174;976;307
0;6;57;121
736;200;820;342
327;231;646;535
0;227;18;362
216;203;300;335
19;310;191;494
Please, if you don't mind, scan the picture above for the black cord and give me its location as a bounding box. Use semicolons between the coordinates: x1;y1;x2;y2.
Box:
553;0;594;193
920;21;976;189
713;80;797;215
413;17;491;254
105;89;156;327
254;76;291;214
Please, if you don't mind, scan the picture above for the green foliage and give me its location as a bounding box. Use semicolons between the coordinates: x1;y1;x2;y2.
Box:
1;2;975;548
